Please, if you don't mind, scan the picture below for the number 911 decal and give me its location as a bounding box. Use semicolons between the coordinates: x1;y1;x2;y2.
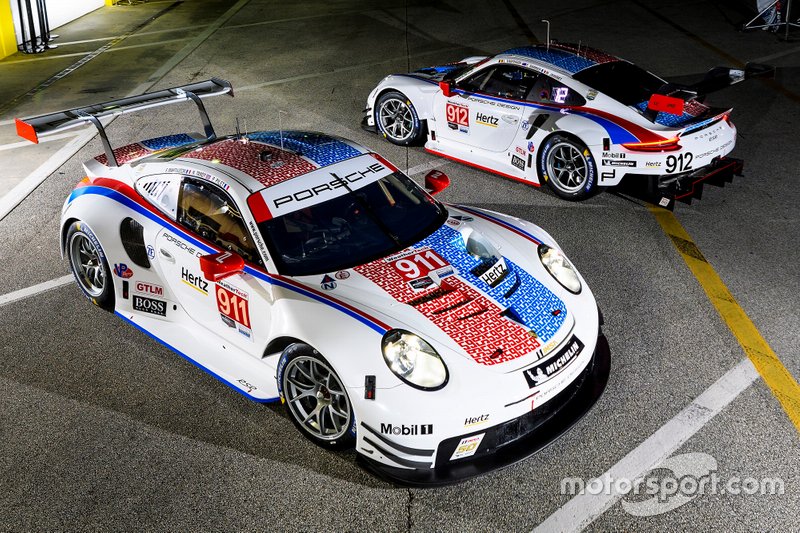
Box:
387;247;454;291
216;279;253;340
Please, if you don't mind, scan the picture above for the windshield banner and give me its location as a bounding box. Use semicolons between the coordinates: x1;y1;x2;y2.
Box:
247;154;393;222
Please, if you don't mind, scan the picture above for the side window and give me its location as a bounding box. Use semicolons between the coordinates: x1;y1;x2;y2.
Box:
136;175;181;219
480;66;539;100
458;67;494;93
527;75;587;106
177;179;260;265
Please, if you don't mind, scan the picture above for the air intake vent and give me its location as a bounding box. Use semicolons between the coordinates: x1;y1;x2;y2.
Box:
120;217;150;268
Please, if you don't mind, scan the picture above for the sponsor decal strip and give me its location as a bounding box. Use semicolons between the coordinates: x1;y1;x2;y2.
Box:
68;182;391;334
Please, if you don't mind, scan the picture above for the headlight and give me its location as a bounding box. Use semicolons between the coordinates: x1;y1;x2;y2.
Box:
538;244;581;294
381;330;448;390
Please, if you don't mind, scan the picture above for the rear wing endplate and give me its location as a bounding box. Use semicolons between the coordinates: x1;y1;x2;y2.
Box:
15;78;233;167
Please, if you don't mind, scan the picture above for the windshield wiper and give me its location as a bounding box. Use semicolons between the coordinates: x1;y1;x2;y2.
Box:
330;172;402;247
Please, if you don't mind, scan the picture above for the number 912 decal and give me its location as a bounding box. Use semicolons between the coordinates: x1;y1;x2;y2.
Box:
666;153;693;173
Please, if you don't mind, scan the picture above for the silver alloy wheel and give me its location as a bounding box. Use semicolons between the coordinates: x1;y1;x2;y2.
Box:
284;355;351;441
378;97;414;142
69;232;105;297
546;141;589;194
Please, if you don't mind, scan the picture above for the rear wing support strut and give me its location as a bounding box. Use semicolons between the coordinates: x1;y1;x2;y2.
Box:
15;78;233;167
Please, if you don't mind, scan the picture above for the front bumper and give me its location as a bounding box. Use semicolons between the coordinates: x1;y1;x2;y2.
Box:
361;111;377;133
357;334;611;486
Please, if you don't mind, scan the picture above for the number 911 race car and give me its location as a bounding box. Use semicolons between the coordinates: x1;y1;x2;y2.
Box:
363;42;772;207
16;79;609;485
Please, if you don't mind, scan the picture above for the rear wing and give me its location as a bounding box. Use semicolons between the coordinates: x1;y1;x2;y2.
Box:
644;63;774;119
15;78;233;167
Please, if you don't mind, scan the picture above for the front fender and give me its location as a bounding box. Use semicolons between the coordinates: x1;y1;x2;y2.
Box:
367;74;440;121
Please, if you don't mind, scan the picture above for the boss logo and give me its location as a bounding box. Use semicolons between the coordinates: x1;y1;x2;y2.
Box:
380;423;433;436
133;295;166;316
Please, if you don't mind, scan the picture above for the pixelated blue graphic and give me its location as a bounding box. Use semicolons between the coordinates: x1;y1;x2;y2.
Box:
415;225;566;343
248;131;362;167
633;102;701;128
416;64;464;75
140;133;196;151
503;47;596;74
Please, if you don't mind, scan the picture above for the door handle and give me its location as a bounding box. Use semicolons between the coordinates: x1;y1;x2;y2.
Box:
159;248;175;263
502;114;519;125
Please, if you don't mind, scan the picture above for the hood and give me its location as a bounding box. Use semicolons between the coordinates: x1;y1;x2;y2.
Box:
291;209;573;371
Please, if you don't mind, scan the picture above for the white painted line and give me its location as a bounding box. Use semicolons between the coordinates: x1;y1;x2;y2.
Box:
0;129;101;221
0;131;83;152
752;44;800;63
235;37;509;92
532;357;759;533
0;275;74;307
136;0;250;89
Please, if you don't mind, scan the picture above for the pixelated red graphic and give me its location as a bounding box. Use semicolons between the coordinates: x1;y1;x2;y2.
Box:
183;140;317;187
683;99;708;118
550;43;618;65
355;260;540;365
94;143;152;166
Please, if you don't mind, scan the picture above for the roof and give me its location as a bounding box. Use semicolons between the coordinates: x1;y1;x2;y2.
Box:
94;130;367;188
183;132;364;188
501;43;620;74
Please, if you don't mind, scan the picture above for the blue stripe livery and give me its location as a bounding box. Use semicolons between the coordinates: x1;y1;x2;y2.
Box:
247;131;362;167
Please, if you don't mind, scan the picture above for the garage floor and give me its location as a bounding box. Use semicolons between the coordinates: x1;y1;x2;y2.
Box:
0;1;798;530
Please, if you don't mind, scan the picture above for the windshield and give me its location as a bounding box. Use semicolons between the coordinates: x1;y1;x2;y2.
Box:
257;172;448;276
572;61;666;106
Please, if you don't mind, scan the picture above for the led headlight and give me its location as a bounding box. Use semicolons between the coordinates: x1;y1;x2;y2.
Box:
538;244;581;294
381;330;448;390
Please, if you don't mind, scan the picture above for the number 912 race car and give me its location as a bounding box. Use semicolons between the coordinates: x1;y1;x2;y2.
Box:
16;79;609;485
363;42;772;207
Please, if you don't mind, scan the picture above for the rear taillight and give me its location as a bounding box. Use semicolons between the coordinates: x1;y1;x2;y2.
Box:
723;113;733;127
621;136;681;152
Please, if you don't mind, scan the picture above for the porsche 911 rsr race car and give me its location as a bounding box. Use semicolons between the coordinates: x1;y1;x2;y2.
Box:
363;43;771;207
17;80;609;485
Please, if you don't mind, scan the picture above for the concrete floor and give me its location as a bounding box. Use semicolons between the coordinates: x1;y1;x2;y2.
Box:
0;0;798;530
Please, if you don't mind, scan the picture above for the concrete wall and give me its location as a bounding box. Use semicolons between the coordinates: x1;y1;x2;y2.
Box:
7;0;104;47
45;0;104;31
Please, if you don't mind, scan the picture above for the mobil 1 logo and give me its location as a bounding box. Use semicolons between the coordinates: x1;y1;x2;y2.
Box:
133;295;167;317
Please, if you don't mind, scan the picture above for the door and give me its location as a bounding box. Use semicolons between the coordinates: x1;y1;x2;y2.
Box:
155;177;273;354
433;64;533;152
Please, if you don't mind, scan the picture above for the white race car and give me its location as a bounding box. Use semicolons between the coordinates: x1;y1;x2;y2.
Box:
17;80;609;485
363;43;771;206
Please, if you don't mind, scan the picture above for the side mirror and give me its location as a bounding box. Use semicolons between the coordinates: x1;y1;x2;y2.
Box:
425;170;450;195
439;80;455;98
200;251;244;282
